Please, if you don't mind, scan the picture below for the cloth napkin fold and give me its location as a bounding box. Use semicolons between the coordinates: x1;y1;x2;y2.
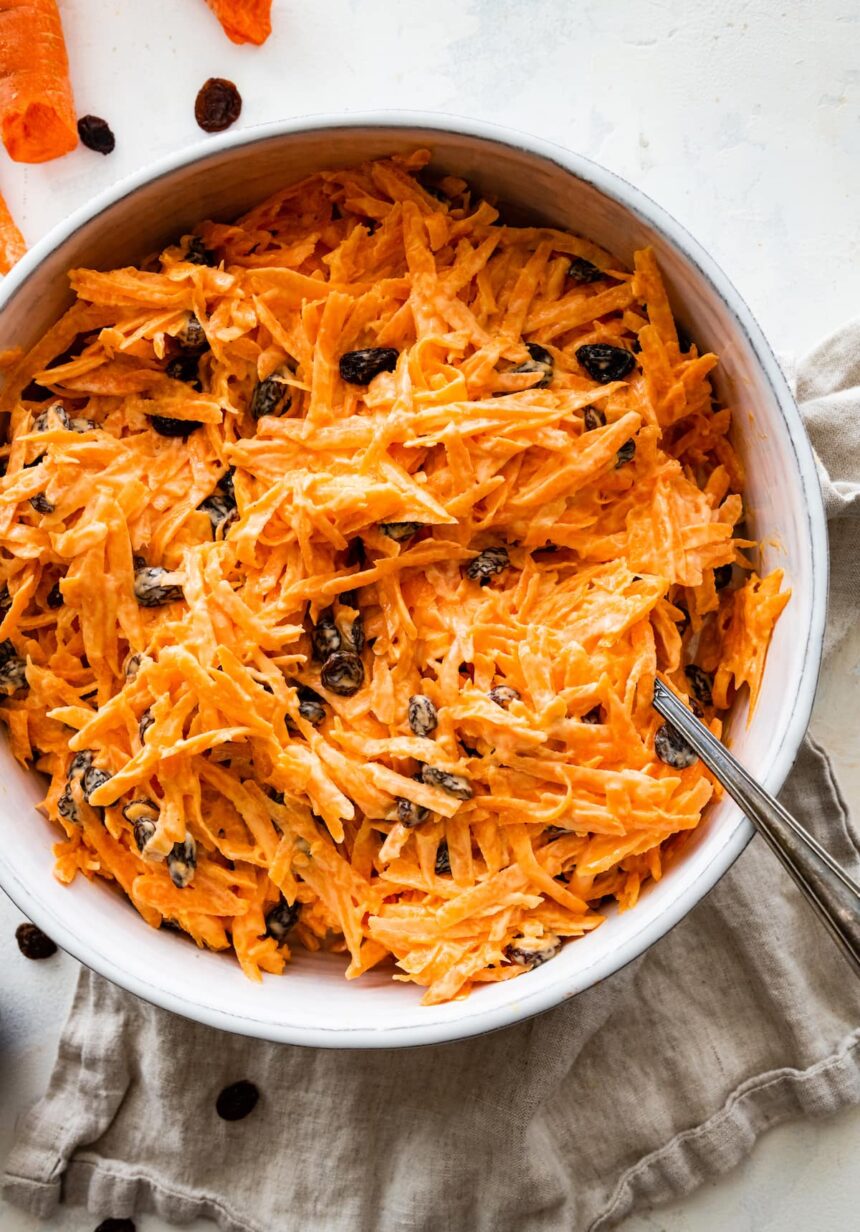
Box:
3;325;860;1232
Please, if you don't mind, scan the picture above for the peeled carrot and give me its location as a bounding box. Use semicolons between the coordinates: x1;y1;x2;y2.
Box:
204;0;272;45
0;187;25;272
0;0;78;162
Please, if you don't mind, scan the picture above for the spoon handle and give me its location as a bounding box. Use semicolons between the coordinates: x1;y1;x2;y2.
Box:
653;679;860;975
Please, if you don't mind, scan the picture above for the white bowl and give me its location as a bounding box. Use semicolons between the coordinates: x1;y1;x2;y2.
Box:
0;113;827;1047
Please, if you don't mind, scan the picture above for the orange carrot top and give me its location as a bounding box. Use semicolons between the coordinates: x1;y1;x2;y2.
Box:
0;152;788;1004
0;0;78;162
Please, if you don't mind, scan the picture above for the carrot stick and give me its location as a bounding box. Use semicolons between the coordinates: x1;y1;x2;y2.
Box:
0;0;78;163
204;0;273;45
0;187;25;273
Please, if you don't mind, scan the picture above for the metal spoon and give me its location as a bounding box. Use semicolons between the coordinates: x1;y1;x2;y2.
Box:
652;678;860;974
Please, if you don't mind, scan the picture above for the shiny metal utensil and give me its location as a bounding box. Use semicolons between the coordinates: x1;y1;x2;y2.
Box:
653;678;860;975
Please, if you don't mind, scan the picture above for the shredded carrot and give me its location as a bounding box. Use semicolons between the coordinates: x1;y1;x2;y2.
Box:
0;152;788;1003
204;0;272;45
0;185;25;272
0;0;78;163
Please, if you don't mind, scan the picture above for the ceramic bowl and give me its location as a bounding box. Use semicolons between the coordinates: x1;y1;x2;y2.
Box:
0;113;827;1047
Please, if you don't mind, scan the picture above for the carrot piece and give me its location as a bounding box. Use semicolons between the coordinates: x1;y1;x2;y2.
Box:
0;186;25;272
204;0;272;45
0;0;78;163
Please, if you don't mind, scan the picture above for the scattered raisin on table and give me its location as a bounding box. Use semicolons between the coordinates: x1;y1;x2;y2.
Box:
215;1079;259;1121
195;78;243;133
16;922;57;960
77;115;115;155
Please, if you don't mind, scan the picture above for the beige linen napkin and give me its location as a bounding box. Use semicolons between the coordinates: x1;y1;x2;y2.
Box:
3;325;860;1232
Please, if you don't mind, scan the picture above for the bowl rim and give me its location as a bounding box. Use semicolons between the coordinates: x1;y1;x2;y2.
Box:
0;110;829;1048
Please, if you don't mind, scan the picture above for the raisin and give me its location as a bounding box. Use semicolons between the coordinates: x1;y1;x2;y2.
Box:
165;355;202;390
511;342;553;388
150;415;203;438
408;694;438;737
583;406;606;431
342;611;364;655
266;897;301;942
320;651;365;696
396;796;430;827
379;521;420;542
575;344;636;384
77;114;115;155
0;638;27;694
123;799;160;853
183;236;216;267
311;611;341;659
488;684;519;708
506;935;561;968
296;685;326;725
176;314;208;354
435;840;451;875
29;492;54;514
82;766;111;804
630;338;642;354
167;836;197;888
138;709;155;742
251;370;292;419
198;492;237;537
218;468;235;499
215;1079;259;1121
581;705;603;724
420;764;472;800
15;922;57;960
714;563;733;590
338;347;399;385
195;78;242;133
465;545;509;585
134;564;183;607
684;665;714;707
654;722;697;769
0;583;9;611
568;257;604;283
46;579;64;608
615;438;636;468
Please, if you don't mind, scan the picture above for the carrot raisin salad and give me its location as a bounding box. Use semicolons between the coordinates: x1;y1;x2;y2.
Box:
0;151;788;1004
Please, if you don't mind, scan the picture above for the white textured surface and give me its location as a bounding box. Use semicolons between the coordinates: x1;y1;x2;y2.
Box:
1;0;859;1228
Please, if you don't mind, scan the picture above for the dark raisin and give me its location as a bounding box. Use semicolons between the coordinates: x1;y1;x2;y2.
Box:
583;406;607;431
488;684;519;708
575;344;636;384
34;404;71;431
684;665;714;707
714;563;733;590
138;709;154;742
217;468;235;499
29;493;54;514
408;694;438;737
150;415;203;439
251;370;292;419
15;922;57;960
0;638;27;694
396;796;430;827
435;840;451;875
296;685;326;725
123;799;159;853
183;236;216;266
266;897;301;942
77;114;115;155
215;1079;259;1121
311;611;341;660
165;355;202;390
338;348;399;385
0;583;10;612
511;342;553;388
615;438;636;468
167;836;197;888
582;705;603;724
134;564;183;607
654;722;697;769
176;314;208;354
568;257;604;283
320;651;365;696
465;545;509;585
630;338;642;354
82;766;111;804
341;611;364;655
506;936;561;968
420;764;472;800
195;77;242;133
379;521;421;542
46;579;64;608
198;492;237;536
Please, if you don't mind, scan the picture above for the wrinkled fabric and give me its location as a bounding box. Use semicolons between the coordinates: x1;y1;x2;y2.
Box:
3;327;860;1232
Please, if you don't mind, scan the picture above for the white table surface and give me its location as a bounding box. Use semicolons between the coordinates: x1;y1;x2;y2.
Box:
1;1;859;1229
